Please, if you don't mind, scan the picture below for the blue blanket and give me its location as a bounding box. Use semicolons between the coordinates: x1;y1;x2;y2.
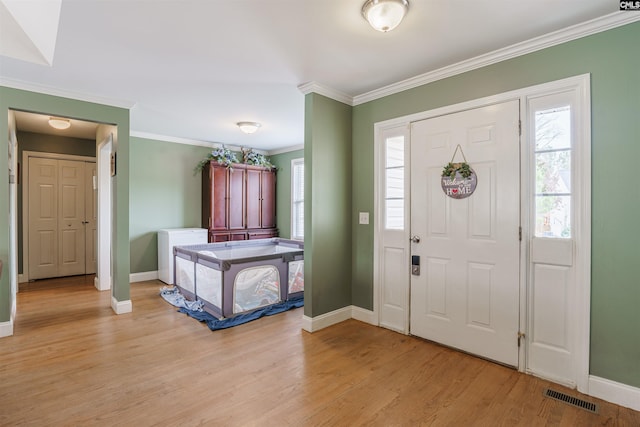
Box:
178;299;304;331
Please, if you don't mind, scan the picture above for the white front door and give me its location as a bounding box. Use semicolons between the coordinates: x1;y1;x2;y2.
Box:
409;100;521;366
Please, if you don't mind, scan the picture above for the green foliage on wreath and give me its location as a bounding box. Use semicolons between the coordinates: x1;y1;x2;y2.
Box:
442;162;472;179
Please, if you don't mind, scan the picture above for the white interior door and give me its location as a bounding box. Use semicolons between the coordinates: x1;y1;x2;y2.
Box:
57;160;86;277
410;100;521;367
85;162;97;275
28;157;59;280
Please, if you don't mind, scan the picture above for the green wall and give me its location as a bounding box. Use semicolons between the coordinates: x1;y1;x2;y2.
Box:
0;86;131;316
350;22;640;388
270;149;304;240
129;137;212;273
304;94;352;317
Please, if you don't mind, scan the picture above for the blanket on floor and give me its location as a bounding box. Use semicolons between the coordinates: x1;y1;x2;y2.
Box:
160;286;303;331
178;299;304;331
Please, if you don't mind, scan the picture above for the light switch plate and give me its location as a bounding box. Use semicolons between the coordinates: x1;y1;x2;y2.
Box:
359;212;369;225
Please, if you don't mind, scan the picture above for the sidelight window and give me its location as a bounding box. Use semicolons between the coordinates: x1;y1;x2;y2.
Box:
385;135;405;230
533;105;572;238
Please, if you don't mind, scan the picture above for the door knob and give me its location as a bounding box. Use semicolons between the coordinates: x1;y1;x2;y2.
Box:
410;235;421;243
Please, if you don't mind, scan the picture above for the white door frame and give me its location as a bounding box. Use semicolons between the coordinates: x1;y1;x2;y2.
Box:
96;134;113;291
373;74;591;392
21;151;96;283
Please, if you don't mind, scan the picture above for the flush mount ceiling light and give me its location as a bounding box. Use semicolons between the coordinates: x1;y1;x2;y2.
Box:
362;0;409;32
48;117;71;130
237;121;261;134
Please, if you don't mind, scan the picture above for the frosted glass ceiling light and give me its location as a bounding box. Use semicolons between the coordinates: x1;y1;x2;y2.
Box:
48;117;71;130
362;0;409;32
237;121;261;134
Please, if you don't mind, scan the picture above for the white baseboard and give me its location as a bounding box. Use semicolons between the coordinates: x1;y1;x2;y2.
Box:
0;320;13;338
351;305;376;325
18;274;26;284
302;305;376;333
588;375;640;412
94;275;111;291
111;296;132;314
302;306;352;333
129;270;158;283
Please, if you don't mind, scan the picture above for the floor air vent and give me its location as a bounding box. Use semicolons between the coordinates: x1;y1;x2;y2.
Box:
543;388;598;414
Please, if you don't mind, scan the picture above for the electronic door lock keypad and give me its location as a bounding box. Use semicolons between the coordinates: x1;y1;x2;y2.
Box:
411;255;420;275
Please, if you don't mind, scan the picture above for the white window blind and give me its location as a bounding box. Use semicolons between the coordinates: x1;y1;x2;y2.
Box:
385;136;404;230
533;105;572;238
291;158;304;240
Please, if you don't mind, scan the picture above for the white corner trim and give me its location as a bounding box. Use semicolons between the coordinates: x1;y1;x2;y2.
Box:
111;297;132;315
0;320;14;338
17;274;26;284
588;375;640;412
129;271;158;283
351;306;376;326
94;276;111;292
267;144;305;156
301;306;352;333
0;78;136;109
297;82;354;106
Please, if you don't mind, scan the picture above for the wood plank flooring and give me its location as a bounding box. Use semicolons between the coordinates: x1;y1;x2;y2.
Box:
1;276;638;426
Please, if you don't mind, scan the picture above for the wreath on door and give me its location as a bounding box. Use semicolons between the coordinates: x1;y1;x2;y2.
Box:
441;145;477;199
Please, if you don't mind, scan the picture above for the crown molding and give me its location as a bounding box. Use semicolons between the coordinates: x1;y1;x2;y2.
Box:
293;12;638;107
130;131;219;148
0;77;136;109
297;82;353;106
267;144;305;156
130;131;269;154
353;12;640;105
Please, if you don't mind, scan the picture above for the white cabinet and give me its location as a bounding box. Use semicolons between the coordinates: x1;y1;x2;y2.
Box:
157;228;207;284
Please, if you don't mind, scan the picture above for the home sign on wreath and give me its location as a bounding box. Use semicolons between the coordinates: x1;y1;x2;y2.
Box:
441;144;477;199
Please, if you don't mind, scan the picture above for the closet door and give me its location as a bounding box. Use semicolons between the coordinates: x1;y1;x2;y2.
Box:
28;158;91;280
57;160;86;277
28;158;59;279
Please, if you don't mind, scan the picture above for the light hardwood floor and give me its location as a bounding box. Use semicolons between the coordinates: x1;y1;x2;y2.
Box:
1;276;638;426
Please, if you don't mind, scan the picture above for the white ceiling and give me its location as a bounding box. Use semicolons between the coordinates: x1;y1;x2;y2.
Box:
0;1;629;151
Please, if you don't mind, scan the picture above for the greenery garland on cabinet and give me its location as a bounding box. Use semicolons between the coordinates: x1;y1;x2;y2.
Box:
195;146;274;174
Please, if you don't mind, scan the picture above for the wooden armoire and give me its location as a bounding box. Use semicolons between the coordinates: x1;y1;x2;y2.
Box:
202;161;278;242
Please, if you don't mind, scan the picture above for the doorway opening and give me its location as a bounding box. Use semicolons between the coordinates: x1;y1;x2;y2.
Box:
9;109;115;307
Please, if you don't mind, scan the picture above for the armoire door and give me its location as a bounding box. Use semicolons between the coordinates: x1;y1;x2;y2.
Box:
260;170;276;228
245;168;262;229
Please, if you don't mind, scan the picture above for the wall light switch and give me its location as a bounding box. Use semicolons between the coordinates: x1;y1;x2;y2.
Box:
359;212;369;225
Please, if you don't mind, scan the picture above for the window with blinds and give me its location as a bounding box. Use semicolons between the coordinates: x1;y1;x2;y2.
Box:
291;158;304;240
533;105;572;238
385;136;404;230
